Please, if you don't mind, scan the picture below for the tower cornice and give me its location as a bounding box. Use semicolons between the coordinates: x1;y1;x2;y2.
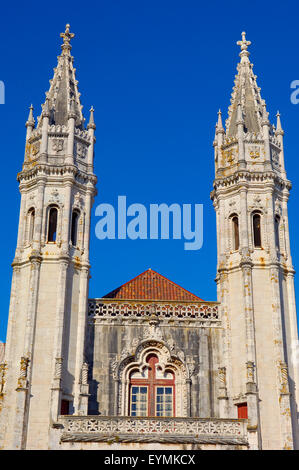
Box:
17;164;97;188
211;171;292;200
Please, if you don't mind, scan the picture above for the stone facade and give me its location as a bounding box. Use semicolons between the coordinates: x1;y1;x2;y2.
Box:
0;27;298;450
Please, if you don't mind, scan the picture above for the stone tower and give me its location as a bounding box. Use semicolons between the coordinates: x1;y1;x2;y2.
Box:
211;32;299;449
0;25;97;449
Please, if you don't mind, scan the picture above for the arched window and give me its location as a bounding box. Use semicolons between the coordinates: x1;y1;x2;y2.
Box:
47;206;58;242
275;215;280;250
253;212;262;248
71;210;80;246
129;354;175;417
231;215;239;250
28;208;35;243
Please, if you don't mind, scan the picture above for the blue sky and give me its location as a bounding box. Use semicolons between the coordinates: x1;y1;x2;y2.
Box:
0;0;299;340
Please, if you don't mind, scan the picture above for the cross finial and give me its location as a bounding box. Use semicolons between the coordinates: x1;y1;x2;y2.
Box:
237;31;251;62
60;24;75;54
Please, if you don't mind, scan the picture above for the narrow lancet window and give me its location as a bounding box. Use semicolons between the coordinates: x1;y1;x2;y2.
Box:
232;215;239;251
253;213;262;248
71;210;79;246
47;207;58;242
275;215;280;251
28;208;35;243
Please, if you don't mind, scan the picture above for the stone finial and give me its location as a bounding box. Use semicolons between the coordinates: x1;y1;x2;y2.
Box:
42;98;50;118
237;31;251;61
215;109;225;141
87;106;96;130
26;104;35;128
60;23;75;54
276;111;284;136
217;109;223;128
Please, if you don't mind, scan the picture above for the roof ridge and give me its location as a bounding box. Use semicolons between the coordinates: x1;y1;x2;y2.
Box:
146;269;203;301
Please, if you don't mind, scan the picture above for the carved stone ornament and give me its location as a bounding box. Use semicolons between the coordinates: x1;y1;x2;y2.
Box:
48;188;61;205
54;357;63;380
52;138;64;153
279;362;289;394
31;141;40;156
221;146;238;167
17;356;30;389
275;199;283;216
246;361;255;383
218;367;227;387
271;148;280;168
74;192;84;210
253;195;262;208
248;145;261;159
75;141;87;159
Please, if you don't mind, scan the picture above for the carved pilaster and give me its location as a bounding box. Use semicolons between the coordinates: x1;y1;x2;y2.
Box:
0;362;7;412
16;357;30;391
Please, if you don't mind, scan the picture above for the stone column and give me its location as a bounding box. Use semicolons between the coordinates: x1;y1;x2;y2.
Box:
267;191;294;448
40;100;49;164
261;103;272;171
50;258;69;422
15;190;27;255
217;367;229;418
239;187;249;249
32;179;46;252
73;190;92;414
13;254;41;449
239;254;261;448
73;267;90;414
65;98;76;165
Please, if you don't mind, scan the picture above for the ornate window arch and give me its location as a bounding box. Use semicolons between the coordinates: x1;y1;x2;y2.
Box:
115;340;189;417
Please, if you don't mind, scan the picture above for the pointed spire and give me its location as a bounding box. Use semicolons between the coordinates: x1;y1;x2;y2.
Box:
217;109;223;128
26;105;35;128
215;109;224;135
276;111;284;135
87;106;96;130
226;33;266;137
38;25;84;129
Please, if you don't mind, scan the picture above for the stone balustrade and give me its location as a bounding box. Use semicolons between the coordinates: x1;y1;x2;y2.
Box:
58;416;248;446
88;299;220;326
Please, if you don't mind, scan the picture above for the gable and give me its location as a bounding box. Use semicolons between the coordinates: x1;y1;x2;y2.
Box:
102;268;203;301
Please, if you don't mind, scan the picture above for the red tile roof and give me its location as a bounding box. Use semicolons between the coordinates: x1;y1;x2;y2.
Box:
103;268;203;301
